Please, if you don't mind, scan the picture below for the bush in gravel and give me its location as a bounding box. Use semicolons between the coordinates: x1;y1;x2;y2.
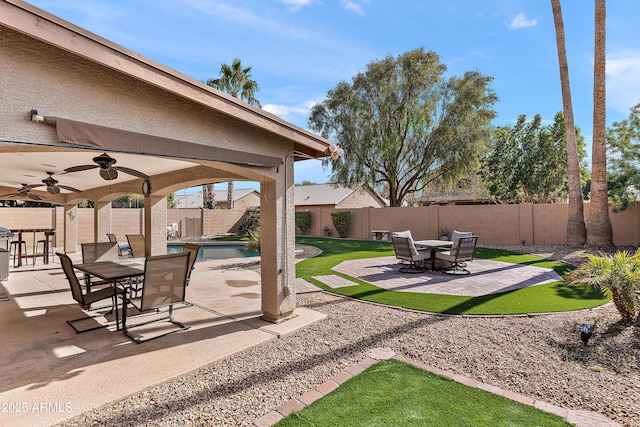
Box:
565;250;640;323
331;210;351;238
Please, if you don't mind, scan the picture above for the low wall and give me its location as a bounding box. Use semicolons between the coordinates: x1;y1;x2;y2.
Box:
297;203;640;247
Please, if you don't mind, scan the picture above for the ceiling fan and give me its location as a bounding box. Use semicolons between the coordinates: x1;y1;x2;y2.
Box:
0;184;44;200
64;152;149;181
38;171;82;194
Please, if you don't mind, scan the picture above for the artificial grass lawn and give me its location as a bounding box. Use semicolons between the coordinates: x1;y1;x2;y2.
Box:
295;236;607;315
274;359;572;427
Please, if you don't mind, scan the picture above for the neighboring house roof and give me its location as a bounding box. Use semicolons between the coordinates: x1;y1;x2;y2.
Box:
294;183;387;207
174;189;259;209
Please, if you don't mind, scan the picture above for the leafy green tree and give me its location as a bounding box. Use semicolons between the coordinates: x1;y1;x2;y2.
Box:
166;193;176;209
480;113;587;203
206;58;262;210
607;101;640;211
308;48;497;207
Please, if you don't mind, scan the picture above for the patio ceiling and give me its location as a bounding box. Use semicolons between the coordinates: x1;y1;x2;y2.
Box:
0;149;197;199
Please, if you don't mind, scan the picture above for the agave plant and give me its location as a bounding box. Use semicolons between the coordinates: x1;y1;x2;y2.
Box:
565;250;640;323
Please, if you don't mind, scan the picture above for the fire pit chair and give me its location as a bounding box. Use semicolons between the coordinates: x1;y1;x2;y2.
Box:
435;235;478;275
391;230;430;273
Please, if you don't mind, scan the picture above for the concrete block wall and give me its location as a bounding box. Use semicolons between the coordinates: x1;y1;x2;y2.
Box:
2;203;640;250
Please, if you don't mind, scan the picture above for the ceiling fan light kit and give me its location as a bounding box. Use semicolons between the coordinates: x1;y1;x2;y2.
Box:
64;152;149;181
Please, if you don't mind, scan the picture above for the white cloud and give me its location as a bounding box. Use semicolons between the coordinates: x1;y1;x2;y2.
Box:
607;49;640;114
277;0;314;12
341;0;366;16
263;100;317;123
507;13;538;30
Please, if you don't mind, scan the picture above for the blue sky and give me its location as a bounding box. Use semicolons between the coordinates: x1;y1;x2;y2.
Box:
25;0;640;192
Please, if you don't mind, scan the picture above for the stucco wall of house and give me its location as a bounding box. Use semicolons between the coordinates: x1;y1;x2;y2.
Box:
0;26;291;163
336;188;385;209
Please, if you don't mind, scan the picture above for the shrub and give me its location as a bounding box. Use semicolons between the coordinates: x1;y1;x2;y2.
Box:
565;250;640;323
295;210;312;235
331;210;351;238
245;229;260;253
239;207;260;235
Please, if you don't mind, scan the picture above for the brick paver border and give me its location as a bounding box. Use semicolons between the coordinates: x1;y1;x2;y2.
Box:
249;347;622;427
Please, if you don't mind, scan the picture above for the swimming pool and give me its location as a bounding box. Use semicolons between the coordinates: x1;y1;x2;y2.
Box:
167;242;259;260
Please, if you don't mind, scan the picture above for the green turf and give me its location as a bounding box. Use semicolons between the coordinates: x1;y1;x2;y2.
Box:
274;359;573;427
296;236;607;315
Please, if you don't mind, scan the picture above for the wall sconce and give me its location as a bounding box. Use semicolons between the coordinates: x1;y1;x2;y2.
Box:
67;210;75;221
30;109;45;122
328;144;344;160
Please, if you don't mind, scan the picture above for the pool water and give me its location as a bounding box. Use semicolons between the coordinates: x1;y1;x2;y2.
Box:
167;243;258;260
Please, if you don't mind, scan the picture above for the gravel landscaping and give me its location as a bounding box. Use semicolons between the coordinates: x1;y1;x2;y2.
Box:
58;245;640;427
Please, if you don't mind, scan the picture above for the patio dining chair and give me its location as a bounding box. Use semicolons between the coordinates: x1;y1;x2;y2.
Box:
182;243;201;287
81;241;119;290
57;252;124;333
126;234;146;258
391;230;430;273
122;252;191;343
435;235;478;275
107;233;131;257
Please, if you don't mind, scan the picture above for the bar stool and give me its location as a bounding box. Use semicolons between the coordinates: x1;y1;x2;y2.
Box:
35;231;55;265
9;240;27;267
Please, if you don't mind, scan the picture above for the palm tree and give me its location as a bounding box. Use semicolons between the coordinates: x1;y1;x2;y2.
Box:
587;0;613;248
565;250;640;323
202;183;215;210
551;0;586;246
206;58;262;209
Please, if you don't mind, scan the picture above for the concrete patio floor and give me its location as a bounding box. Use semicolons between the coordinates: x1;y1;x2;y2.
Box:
0;255;325;427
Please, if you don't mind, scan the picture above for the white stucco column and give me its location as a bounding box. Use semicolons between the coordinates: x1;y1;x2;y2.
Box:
260;159;295;323
144;195;167;256
94;201;111;242
63;204;78;253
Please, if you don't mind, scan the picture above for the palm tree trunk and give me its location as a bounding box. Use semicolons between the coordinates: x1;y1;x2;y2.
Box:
587;0;613;248
227;181;234;210
203;184;215;209
551;0;586;246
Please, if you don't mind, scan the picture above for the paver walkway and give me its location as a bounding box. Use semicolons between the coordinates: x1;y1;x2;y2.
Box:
330;256;563;297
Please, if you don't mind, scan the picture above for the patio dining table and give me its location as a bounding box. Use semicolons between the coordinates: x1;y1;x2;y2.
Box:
74;257;145;330
414;239;453;271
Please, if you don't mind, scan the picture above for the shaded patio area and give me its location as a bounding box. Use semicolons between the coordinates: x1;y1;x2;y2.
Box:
0;257;325;427
325;256;563;297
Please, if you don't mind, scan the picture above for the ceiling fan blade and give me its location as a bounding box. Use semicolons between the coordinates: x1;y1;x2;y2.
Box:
24;184;42;189
64;164;98;173
57;185;82;193
114;166;149;179
100;168;118;180
28;193;42;200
